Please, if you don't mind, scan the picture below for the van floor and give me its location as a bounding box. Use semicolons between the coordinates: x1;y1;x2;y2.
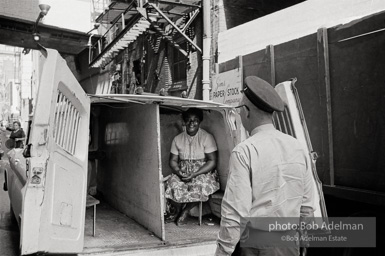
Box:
82;199;220;254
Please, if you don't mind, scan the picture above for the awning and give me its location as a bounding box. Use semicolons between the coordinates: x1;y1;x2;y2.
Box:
0;15;98;55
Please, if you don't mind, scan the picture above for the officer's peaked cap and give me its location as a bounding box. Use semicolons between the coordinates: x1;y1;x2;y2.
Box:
243;76;285;113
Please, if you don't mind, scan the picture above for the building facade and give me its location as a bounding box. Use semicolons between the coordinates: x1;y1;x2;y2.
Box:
79;0;304;99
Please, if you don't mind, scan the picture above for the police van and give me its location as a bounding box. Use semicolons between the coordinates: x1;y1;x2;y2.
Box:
3;48;326;255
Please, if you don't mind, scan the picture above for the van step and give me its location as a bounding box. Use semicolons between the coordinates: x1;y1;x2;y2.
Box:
80;241;216;256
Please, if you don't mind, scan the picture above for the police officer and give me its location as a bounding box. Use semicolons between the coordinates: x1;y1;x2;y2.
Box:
215;76;316;256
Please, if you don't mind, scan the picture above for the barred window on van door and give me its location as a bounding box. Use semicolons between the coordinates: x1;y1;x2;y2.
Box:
53;91;81;155
273;106;296;138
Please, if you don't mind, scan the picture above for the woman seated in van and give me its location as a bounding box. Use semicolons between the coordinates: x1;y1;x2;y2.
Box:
165;108;220;226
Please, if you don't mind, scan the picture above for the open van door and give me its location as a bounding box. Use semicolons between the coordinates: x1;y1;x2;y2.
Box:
20;48;90;255
275;79;328;222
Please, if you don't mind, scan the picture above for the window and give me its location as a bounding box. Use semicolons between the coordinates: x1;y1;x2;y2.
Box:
53;90;81;155
273;106;296;138
172;42;188;83
104;122;129;145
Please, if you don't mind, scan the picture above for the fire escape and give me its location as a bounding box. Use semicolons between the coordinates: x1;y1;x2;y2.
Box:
89;0;201;69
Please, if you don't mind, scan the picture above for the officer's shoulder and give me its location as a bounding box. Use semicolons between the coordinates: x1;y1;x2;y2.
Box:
231;139;252;154
276;130;307;150
276;130;301;142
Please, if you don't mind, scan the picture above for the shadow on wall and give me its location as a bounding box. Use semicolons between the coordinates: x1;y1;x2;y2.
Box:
221;0;305;29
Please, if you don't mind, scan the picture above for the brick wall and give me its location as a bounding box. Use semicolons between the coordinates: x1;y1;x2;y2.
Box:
185;50;202;99
150;16;204;99
185;16;203;100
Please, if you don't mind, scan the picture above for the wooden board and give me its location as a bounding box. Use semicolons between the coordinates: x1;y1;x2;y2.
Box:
217;0;385;63
229;33;330;184
97;104;164;240
327;12;385;192
218;11;385;195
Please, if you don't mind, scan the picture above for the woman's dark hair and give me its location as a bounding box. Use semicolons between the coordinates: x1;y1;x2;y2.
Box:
182;108;204;122
13;121;21;127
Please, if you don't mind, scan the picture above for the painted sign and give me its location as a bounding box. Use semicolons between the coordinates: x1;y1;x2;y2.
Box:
211;68;243;106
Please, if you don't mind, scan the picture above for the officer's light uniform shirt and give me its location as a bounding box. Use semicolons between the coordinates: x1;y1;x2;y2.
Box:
216;124;316;255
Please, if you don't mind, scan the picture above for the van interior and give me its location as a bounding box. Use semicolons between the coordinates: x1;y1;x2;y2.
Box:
82;103;233;253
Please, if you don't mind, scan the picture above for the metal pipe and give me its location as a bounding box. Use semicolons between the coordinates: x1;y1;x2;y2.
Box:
88;34;94;64
158;0;202;8
337;27;385;43
182;9;200;33
202;0;211;101
33;13;44;33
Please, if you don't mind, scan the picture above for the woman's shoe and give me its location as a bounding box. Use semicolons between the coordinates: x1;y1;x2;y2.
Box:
176;202;199;226
164;213;177;223
165;201;182;223
176;208;189;226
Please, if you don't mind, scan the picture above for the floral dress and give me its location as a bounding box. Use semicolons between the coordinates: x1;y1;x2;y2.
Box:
165;128;220;203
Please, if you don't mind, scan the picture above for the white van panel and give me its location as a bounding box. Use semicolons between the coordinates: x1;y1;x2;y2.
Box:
20;49;90;255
